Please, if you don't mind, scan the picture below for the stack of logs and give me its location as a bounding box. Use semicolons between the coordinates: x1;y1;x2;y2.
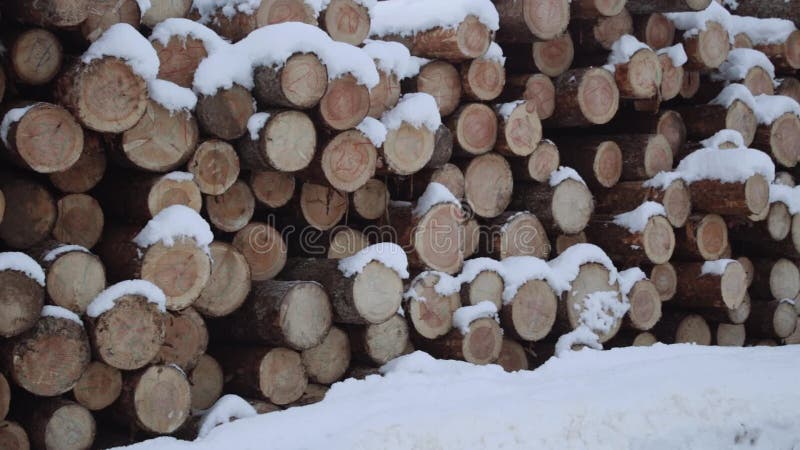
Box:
0;0;798;448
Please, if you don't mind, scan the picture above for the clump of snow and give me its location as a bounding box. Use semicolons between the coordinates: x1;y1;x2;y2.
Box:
356;117;387;147
362;40;428;79
0;252;45;286
497;101;524;121
604;35;651;72
710;83;756;112
554;325;602;356
370;0;499;38
82;24;159;80
700;129;745;149
247;112;270;140
148;79;198;113
380;93;441;132
452;301;499;334
480;42;505;65
547;244;619;294
338;243;410;279
41;305;83;327
150;18;230;54
549;167;586;187
87;280;167;318
412;182;461;217
163;171;195;182
712;48;776;84
769;184;800;214
645;147;775;189
657;44;688;67
135;0;152;16
403;271;460;302
701;259;736;276
43;245;90;262
669;2;797;45
612;202;666;233
191;0;261;23
665;2;732;39
499;256;556;303
133;205;214;253
197;395;257;439
1;104;37;147
754;95;800;125
617;268;647;297
556;291;628;356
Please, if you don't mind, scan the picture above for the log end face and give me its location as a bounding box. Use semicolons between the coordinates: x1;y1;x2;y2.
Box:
720;262;748;310
206;179;256;233
456;16;492;59
527;140;560;183
141;239;212;311
523;0;570;41
15;104;83;173
258;348;308;405
466;58;505;101
578;68;619;125
695;214;728;261
595;9;633;50
133;365;191;434
232;222;288;281
643;215;675;265
46;252;106;315
0;421;29;450
353;178;389;220
328;228;370;259
462;317;503;365
716;323;746;347
785;30;800;69
510;279;557;341
501;212;551;259
196;242;252;318
770;259;800;300
155;307;209;371
767;202;792;241
11;29;63;85
155;36;207;88
188;140;241;195
190;354;224;410
75;58;148;133
632;332;658;346
657;110;687;154
725;100;757;146
301;326;350;384
523;74;556;120
675;314;711;345
552;179;594;234
319;75;370;131
383;123;435;175
744;67;775;96
324;0;371;46
353;261;404;324
417;62;462;116
466;271;504;309
430;164;465;201
627;49;662;99
697;21;730;70
147;177;203;219
496;338;529;372
0;271;45;338
532;33;574;78
774;302;798;338
300;183;348;231
465;153;513;218
265;110;317;172
627;280;662;331
364;315;410;365
659;56;683;101
94;295;165;371
645;13;675;51
408;273;458;339
744;174;770;217
457;103;499;155
197;85;255;140
650;263;677;301
593;141;622;188
282;282;333;350
45;403;95;450
73;361;122;411
770;113;800;168
414;203;465;274
644;135;673;178
503;101;542;157
593;0;626;17
663;180;691;228
280;53;328;108
250;171;296;209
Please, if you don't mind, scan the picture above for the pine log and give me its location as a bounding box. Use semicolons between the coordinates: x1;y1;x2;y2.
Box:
463;218;481;259
18;397;95;450
554;231;587;255
0;189;3;226
379;124;433;176
688;175;770;217
624;278;662;331
593;109;686;154
254;53;328;109
8;28;63;85
558;263;622;343
187;140;240;195
484;211;551;260
570;0;626;18
1;315;90;396
495;101;543;157
584;215;675;265
747;300;798;339
570;9;633;53
715;323;745;347
231;222;287;281
71;361;121;411
0;374;7;420
196;85;256;140
198;0;315;41
352;178;388;221
681;21;730;71
327;227;370;259
318;0;369;44
461;270;504;309
152;35;208;88
1;102;83;173
777;77;800;103
52;194;104;249
152;307;208;371
461;55;506;101
500;74;555;121
737;256;755;288
733;33;753;49
298;182;348;231
726;1;800;28
672;261;748;310
680;70;701;98
730;214;800;259
420;124;453;170
194;242;251;318
30;242;106;314
48;131;106;194
404;272;460;339
419;317;502;365
612;48;663;99
633;13;675;49
80;0;140;42
533;33;575;77
405;15;492;61
285;383;329;408
742;66;776;96
113;365;191;435
605;330;658;347
501;279;558;341
463;153;514;218
749;258;800;301
729;202;792;243
511;178;595;234
449;103;498;156
594;180;691;228
783;319;800;345
368;69;401;119
9;0;89;27
349;315;410;365
301;326;350;384
657;53;685;101
238;110;317;172
511;140;561;183
97;171;201;224
386;202;465;274
188;354;224;411
669;313;712;345
493;0;571;42
496;338;530;372
0;266;44;339
624;0;709;13
318;74;370;130
404;61;462;116
550;138;622;188
649;262;677;301
55;57;148;133
142;0;193;27
675;101;756;145
544;68;620;127
753;113;800;169
673;214;729;261
205;180;255;233
0;174;56;249
0;421;29;450
211;346;307;405
250;171;296;209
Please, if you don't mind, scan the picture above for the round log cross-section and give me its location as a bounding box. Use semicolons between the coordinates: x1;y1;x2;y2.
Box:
194;242;251;318
318;74;370;130
321;130;377;192
2;103;83;174
9;28;63;85
464;153;514;218
413;61;462;116
232;222;288;281
254;53;328;109
153;36;209;88
320;0;370;45
118;101;199;173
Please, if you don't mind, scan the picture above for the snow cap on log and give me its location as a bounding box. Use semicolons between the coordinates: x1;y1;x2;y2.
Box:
87;279;167;317
613;202;667;233
549;167;586;187
603;35;652;72
149;18;231;53
0;252;45;285
769;184;800;214
499;256;557;303
41;305;83;327
197;394;257;439
362;40;429;79
82;23;159;80
548;244;619;294
672;2;796;45
657;44;689;67
618;268;647;298
700;129;745;149
453;301;499;334
136;0;152;16
356;117;387;147
246;112;270;140
43;244;90;262
481;42;506;65
412;182;461;217
711;48;776;84
754;95;800;125
338;243;410;279
701;259;736;276
305;0;377;17
133;205;214;253
381;93;441;132
369;0;499;38
147;79;198;112
0;104;36;147
711;83;756;111
645;146;775;189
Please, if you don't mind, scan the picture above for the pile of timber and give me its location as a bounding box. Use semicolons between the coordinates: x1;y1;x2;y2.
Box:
0;0;798;447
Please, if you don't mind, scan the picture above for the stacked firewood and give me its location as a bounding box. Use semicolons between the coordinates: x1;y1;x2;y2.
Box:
0;0;798;447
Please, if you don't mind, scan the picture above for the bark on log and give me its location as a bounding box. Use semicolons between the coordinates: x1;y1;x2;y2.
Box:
673;214;729;261
250;171;296;209
211;346;307;405
404;61;462;116
152;35;208;88
404;272;460;339
1;102;83;173
52;193;104;249
48;131;106;194
571;9;633;53
231;222;287;281
349;315;410;365
198;0;315;41
483;211;551;260
624;0;709;13
746;300;797;339
9;0;89;27
461;55;506;101
30;241;106;314
655;312;712;345
386;202;465;274
753;113;800;169
500;74;556;121
196;85;256;140
594;180;691;228
254;53;328;109
584;214;675;265
493;0;571;42
142;0;193;28
681;21;730;71
511;178;595;234
495;101;543;158
672;261;748;310
593;109;686;155
113;365;191;435
633;13;675;49
319;0;370;45
449;103;498;156
301;326;351;384
0;374;7;421
544;68;620;127
730;214;800;259
17;397;95;450
501;279;558;341
187;140;240;195
725;1;800;28
674;101;757;145
624;279;662;331
749;258;800;301
237;110;317;172
318;75;370;130
205;180;256;233
688;175;770;217
511;140;561;183
195;242;251;318
550;138;622;189
188;354;224;411
153;307;208;371
778;77;800;103
463;153;514;218
80;0;140;42
0;173;56;249
97;171;201;224
8;28;63;85
418;317;503;365
406;15;492;61
72;361;122;411
657;52;685;101
352;178;388;221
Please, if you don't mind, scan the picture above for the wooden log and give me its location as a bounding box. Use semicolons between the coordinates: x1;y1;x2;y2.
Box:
301;326;350;384
749;258;800;301
783;318;800;345
197;0;315;42
349;315;410;365
733;33;753;49
419;317;502;365
571;9;633;53
423;125;454;170
746;300;797;339
463;218;481;259
285;383;328;408
30;242;106;314
624;0;709;13
501;279;558;341
187;140;240;195
231;222;287;281
72;361;121;411
633;13;675;49
511;140;561;183
730;214;800;259
594;180;691;228
9;0;89;27
500;74;555;121
80;0;140;42
97;172;201;224
554;231;587;255
205;180;255;233
460;270;504;309
55;57;147;133
406;15;492;61
404;272;460;339
714;323;745;347
460;54;506;101
777;77;800;103
533;33;575;77
0;174;56;249
649;262;676;301
672;261;748;310
211;346;307;405
153;307;208;371
495;101;543;158
729;203;791;243
188;354;224;411
449;103;498;156
0;261;44;339
368;69;401;119
463;153;514;218
0;375;7;421
605;330;658;347
142;0;193;28
1;102;83;174
319;0;370;45
0;421;29;450
673;313;712;345
238;111;317;172
613;48;663;99
114;365;191;435
254;53;328;109
725;1;800;29
493;0;571;42
18;397;95;450
327;227;370;259
584;214;675;265
318;75;370;130
0;189;4;226
250;171;296;209
404;61;462;116
753;113;800;169
558;263;622;343
196;85;256;140
570;0;627;19
297;182;348;231
550;138;622;189
484;211;551;260
1;314;90;396
593;109;686;155
194;242;251;318
52;194;104;249
624;278;662;331
742;66;776;96
379;123;433;177
688;175;770;217
152;35;208;88
495;338;530;372
673;214;729;261
48;131;106;194
657;52;685;101
544;68;620;127
511;178;595;234
352;178;388;221
681;21;730;71
387;202;465;274
7;28;63;85
279;258;401;325
680;70;700;99
674;101;756;146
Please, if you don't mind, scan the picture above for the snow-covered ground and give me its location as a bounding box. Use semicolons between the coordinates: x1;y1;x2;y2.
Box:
123;344;800;450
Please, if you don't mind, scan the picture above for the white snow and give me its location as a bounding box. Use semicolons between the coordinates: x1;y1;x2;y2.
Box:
656;44;688;67
617;268;647;297
246;112;270;140
132;205;214;254
452;301;499;334
701;259;736;276
712;48;776;84
549;166;586;187
604;35;651;72
148;79;198;113
370;0;499;38
362;40;428;79
668;2;797;45
87;280;167;318
41;305;83;327
163;171;195;182
338;243;410;279
0;252;45;286
411;182;461;217
754;94;800;125
191;0;261;23
303;0;375;16
356;117;387;147
82;24;159;80
498;256;555;303
548;244;619;294
700;129;745;149
193;22;379;96
769;184;800;214
710;83;756;112
1;104;36;147
497;100;524;121
554;325;602;355
43;245;90;262
645;147;775;189
150;18;230;54
197;395;257;440
135;0;152;16
380;93;441;132
480;42;505;65
612;202;666;233
665;2;732;39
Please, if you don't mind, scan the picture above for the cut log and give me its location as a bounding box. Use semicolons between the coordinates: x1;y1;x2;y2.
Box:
463;153;514;218
496;338;530;372
301;326;350;384
198;0;315;41
674;102;757;147
657;52;685;101
18;398;95;450
737;256;755;288
254;53;328;109
152;35;208;88
680;70;701;98
0;264;44;339
747;300;797;339
624;279;662;331
511;178;595;234
368;69;401;119
681;21;730;71
55;57;147;133
153;307;208;371
114;365;191;434
688;175;770;217
142;0;193;28
31;242;106;314
387;202;465;274
595;109;686;155
715;323;745;347
318;75;370;130
493;0;570;42
49;131;106;194
320;0;370;43
0;421;29;450
97;172;201;224
0;174;56;249
279;258;401;325
0;189;4;226
460;270;504;309
205;180;256;233
8;28;63;85
379;122;435;176
742;66;776;96
554;232;587;254
674;314;712;345
1;102;83;173
461;55;506;101
405;61;462;116
584;214;675;265
310;130;376;191
232;222;287;281
299;182;348;230
196;85;256;140
649;262;677;301
1;314;90;396
350;315;410;365
419;317;502;365
404;272;460;339
750;258;800;301
570;9;633;52
672;261;748;310
407;15;492;61
187;140;240;195
501;74;556;120
352;178;388;221
559;263;622;343
545;68;620;127
0;374;7;421
484;211;551;260
777;77;800;103
250;171;296;209
194;242;251;318
327;227;370;259
495;101;543;157
570;0;626;18
532;33;575;77
211;346;307;405
80;0;140;42
730;214;800;259
726;1;800;30
633;13;675;49
238;110;317;172
673;214;729;261
449;103;498;156
594;180;691;228
753;113;800;169
612;48;663;99
72;361;121;411
52;193;104;249
512;140;560;183
624;0;710;13
783;319;800;345
606;330;658;347
9;0;89;27
188;354;224;411
463;218;481;259
501;279;558;341
551;138;622;188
